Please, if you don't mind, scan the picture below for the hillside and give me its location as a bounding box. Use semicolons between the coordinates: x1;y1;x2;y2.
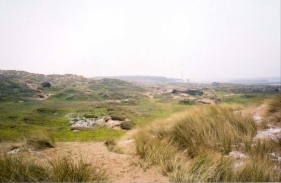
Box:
0;70;146;101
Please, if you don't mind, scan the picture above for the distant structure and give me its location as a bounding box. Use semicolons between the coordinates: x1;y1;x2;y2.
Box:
212;82;220;87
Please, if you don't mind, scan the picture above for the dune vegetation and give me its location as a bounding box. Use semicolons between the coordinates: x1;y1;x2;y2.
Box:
0;70;280;182
0;155;108;182
133;104;281;182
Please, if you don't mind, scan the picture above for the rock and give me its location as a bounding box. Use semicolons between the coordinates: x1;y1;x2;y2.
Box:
41;82;51;88
37;94;45;98
104;116;111;122
255;128;281;142
229;151;248;159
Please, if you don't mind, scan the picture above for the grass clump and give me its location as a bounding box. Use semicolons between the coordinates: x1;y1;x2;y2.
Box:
26;132;55;150
0;155;48;182
267;94;281;122
49;157;108;182
172;105;256;156
0;155;108;182
236;157;281;182
132;104;281;182
186;150;234;182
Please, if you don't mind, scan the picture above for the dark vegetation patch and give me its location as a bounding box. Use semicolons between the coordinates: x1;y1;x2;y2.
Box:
120;121;135;130
36;108;57;114
41;82;51;88
179;99;196;105
172;89;204;96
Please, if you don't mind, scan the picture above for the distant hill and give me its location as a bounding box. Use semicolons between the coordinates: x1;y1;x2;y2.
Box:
94;75;186;83
0;70;146;101
229;77;281;85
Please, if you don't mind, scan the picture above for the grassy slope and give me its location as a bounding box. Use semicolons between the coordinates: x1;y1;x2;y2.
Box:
133;104;281;182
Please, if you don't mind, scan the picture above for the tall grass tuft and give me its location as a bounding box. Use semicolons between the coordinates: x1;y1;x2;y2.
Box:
236;157;281;182
49;157;108;182
0;155;108;182
267;94;281;122
132;104;281;182
186;150;234;182
172;105;256;156
0;155;48;182
26;131;56;150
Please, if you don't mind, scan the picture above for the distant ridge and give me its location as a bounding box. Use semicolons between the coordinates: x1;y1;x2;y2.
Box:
229;77;281;85
93;75;186;83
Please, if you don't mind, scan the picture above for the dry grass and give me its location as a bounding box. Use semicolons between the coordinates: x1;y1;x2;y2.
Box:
104;139;123;153
0;155;48;182
49;157;108;182
236;157;281;182
172;105;256;156
26;132;56;150
266;94;281;122
132;104;281;182
185;150;234;182
0;155;108;182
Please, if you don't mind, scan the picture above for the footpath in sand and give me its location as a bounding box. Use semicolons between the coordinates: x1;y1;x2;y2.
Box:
4;142;169;182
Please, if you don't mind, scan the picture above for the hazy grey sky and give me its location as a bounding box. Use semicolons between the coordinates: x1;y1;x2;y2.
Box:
0;0;280;80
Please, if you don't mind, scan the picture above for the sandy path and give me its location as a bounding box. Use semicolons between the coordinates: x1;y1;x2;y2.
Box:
18;142;169;182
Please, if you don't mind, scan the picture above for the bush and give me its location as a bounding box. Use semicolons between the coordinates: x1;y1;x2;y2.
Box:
111;115;126;121
120;121;134;130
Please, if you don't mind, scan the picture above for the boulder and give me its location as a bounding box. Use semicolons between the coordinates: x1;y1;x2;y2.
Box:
41;82;51;88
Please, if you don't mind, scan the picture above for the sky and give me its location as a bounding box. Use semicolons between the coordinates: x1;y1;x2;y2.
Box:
0;0;280;81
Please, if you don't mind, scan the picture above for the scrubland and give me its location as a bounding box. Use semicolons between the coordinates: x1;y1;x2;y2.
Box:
0;70;280;182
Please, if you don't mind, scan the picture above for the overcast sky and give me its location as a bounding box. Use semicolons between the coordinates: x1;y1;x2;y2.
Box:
0;0;280;81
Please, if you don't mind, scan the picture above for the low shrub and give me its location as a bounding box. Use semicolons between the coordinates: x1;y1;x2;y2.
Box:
120;121;135;130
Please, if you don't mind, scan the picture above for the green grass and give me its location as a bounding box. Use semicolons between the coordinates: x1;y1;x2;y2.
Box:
54;127;125;141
